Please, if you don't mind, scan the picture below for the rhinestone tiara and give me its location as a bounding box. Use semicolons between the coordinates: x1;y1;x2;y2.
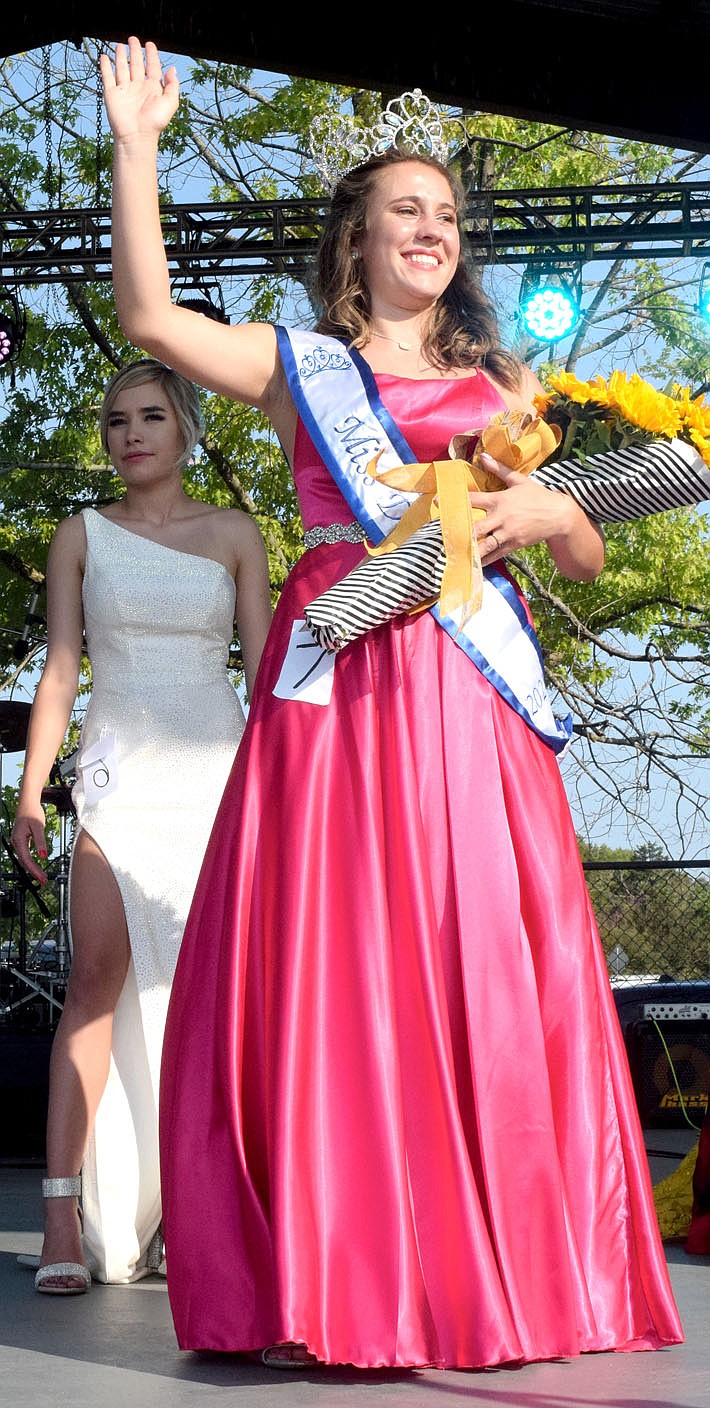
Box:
308;89;451;193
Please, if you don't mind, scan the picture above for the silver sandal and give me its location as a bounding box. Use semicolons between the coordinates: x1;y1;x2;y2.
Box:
33;1177;91;1295
259;1343;318;1369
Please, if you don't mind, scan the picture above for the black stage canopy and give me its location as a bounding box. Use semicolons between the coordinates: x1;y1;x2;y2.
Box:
2;2;709;154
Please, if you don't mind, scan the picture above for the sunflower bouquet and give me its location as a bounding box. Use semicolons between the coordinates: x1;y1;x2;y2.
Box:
525;369;710;524
534;368;710;467
302;370;710;653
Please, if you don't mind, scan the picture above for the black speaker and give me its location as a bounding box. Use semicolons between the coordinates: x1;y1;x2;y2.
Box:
625;1017;710;1127
0;1025;52;1158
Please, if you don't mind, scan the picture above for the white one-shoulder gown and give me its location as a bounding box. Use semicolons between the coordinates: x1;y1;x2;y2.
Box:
70;508;245;1282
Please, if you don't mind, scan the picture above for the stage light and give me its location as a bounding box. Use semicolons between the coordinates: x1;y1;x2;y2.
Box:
0;290;27;373
173;279;230;325
0;317;14;365
518;264;582;343
697;263;710;325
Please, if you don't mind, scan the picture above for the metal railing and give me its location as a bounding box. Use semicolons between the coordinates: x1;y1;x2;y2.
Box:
4;181;710;286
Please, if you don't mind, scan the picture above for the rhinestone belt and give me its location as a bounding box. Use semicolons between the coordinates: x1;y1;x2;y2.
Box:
303;522;366;549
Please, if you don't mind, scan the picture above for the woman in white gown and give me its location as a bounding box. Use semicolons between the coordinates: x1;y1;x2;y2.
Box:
12;359;273;1291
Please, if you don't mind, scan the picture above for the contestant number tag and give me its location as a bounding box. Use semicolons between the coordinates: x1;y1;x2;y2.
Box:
273;619;335;705
78;733;119;807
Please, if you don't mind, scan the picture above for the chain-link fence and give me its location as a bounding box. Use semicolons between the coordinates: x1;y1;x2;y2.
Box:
584;859;710;984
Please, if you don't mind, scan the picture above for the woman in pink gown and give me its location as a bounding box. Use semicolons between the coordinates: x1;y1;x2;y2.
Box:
102;39;682;1369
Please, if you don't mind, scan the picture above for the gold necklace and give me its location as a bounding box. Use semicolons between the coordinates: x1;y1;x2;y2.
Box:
370;329;418;352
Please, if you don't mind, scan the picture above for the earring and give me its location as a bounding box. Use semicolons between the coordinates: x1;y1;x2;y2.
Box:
352;250;360;261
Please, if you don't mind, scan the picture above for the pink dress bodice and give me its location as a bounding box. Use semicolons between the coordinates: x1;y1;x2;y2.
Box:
293;369;508;530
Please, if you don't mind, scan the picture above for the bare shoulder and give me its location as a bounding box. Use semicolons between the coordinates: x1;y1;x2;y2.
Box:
48;511;88;562
211;320;295;457
195;504;267;574
512;362;545;411
486;361;545;415
218;505;265;547
520;363;546;400
203;503;263;536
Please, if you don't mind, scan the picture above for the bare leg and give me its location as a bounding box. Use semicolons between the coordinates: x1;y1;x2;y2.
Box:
38;830;131;1289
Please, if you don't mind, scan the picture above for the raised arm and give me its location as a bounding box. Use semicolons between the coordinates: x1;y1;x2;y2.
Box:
101;38;289;433
11;517;86;883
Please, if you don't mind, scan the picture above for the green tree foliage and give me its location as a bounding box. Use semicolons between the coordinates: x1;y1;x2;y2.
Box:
1;40;709;853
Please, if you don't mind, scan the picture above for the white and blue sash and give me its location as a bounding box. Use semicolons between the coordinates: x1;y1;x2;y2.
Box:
277;325;572;754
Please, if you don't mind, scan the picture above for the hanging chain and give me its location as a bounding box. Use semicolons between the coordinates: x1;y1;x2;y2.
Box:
95;43;104;207
42;46;55;205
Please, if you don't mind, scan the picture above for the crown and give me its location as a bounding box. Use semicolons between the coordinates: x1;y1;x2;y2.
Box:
308;89;451;193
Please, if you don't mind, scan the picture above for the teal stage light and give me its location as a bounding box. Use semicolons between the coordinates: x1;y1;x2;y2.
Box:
518;265;582;343
697;263;710;325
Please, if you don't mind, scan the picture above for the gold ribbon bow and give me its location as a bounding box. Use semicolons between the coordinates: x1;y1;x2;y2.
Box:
364;410;563;624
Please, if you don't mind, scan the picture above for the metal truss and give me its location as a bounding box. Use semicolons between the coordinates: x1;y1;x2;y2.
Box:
3;182;710;287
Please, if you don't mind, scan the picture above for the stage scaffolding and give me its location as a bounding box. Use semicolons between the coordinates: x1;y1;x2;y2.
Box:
3;182;710;287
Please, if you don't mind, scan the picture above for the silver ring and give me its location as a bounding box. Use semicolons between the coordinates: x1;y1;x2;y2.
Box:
489;532;500;550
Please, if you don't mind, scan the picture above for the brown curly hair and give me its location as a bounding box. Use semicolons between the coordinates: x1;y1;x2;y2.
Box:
311;147;522;389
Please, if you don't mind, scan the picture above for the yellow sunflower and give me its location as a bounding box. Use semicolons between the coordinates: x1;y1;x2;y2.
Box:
536;368;710;467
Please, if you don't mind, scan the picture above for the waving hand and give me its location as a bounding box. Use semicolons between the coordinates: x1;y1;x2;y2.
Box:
100;37;180;142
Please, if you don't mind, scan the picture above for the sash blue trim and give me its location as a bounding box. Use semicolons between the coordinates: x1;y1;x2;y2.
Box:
346;345;415;466
433;571;573;752
276;325;416;544
483;568;542;655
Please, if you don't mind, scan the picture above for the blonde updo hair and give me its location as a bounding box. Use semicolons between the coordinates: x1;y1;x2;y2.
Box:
99;359;205;471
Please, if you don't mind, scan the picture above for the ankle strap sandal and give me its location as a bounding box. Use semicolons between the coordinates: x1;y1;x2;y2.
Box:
42;1176;82;1198
33;1175;91;1294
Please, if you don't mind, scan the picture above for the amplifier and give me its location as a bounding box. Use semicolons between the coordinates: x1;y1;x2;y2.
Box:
625;1017;710;1128
642;1002;710;1021
613;981;710;1035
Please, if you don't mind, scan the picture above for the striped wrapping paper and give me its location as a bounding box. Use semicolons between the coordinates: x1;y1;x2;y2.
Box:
304;519;445;653
531;436;710;522
303;437;710;652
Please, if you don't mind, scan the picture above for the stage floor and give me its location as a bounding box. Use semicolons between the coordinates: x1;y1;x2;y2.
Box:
1;1130;708;1408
